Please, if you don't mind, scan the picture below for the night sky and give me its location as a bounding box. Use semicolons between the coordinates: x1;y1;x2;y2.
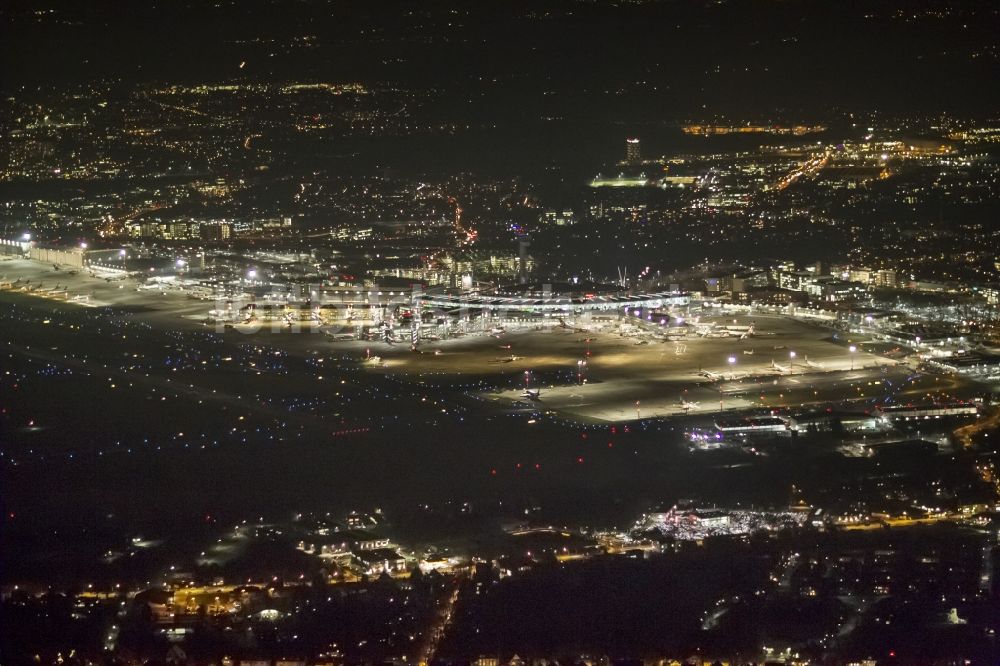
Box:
3;0;999;118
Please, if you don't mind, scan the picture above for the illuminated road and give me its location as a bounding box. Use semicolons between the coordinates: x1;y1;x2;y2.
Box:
954;405;1000;449
417;570;465;666
772;151;829;190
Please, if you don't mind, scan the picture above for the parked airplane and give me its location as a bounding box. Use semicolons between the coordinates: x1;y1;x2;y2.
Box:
491;355;521;364
801;355;824;369
678;396;701;412
770;359;793;374
558;318;589;333
522;388;541;400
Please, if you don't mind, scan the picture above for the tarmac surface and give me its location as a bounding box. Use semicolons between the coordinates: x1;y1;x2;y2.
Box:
0;256;973;424
369;316;916;421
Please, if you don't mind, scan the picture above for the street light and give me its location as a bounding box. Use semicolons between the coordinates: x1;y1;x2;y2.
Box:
849;345;856;371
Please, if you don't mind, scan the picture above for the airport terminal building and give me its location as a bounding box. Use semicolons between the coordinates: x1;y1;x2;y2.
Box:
418;283;689;315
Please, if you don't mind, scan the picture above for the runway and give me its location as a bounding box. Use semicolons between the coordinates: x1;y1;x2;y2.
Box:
0;257;977;424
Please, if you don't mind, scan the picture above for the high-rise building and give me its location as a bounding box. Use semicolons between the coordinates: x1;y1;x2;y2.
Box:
200;222;232;241
874;269;897;287
539;208;576;226
625;137;640;163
